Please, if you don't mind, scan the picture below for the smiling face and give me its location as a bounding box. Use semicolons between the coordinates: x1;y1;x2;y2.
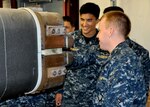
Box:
80;13;98;37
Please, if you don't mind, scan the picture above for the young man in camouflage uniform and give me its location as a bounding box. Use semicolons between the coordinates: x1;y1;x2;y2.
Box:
103;6;150;98
55;2;108;107
94;10;147;107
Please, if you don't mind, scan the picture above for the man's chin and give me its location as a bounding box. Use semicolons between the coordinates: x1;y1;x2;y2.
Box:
82;30;89;34
100;45;106;51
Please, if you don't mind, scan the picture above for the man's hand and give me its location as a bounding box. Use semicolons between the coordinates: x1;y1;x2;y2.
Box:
55;93;63;106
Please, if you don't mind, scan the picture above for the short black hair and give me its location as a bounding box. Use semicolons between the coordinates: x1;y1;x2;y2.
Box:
63;16;75;27
103;6;124;14
80;2;100;19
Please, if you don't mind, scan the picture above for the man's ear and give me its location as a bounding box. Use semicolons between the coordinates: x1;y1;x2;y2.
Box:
95;19;100;29
72;26;75;31
108;27;114;38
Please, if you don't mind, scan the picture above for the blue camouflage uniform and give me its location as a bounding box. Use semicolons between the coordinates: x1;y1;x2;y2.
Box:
61;29;108;107
125;37;150;96
67;38;149;107
0;86;59;107
91;42;146;107
69;42;146;106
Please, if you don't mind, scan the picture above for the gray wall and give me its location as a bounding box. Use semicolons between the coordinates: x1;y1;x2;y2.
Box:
16;0;63;16
42;0;63;16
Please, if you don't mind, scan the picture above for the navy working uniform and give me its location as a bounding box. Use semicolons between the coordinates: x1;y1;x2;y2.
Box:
0;79;64;107
0;89;57;107
61;29;108;107
93;42;146;106
125;37;150;96
70;41;147;106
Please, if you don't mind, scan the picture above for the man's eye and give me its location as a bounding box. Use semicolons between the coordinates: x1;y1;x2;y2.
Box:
87;19;93;22
80;19;84;21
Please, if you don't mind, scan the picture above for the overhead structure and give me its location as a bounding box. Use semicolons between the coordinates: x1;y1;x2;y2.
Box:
110;0;117;6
